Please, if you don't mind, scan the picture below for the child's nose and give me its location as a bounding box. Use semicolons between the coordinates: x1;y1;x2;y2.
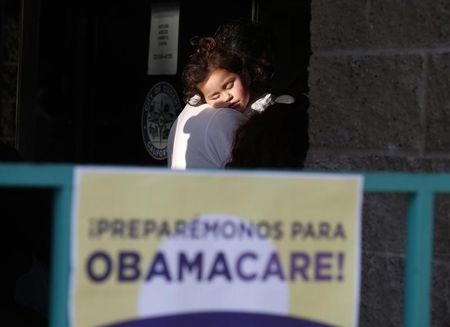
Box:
225;93;233;102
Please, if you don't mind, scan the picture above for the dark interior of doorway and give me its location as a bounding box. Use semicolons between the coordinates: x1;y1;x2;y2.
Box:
19;0;311;166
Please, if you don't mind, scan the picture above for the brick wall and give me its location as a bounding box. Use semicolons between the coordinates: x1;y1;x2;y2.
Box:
307;1;450;326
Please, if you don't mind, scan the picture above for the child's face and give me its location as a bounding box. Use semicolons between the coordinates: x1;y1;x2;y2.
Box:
197;68;250;112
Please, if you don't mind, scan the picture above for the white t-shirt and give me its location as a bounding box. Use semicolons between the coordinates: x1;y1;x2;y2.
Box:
167;103;245;169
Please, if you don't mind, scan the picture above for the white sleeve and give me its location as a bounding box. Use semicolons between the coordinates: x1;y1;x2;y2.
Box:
204;109;245;168
168;103;211;170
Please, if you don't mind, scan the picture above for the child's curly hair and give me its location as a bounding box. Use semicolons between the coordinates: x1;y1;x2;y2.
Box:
182;29;272;106
182;37;245;105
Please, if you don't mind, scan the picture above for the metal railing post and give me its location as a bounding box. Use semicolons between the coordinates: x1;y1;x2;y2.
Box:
49;184;73;327
404;190;434;327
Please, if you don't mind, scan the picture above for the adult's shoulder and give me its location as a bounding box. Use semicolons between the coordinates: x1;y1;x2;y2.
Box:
182;106;244;134
170;105;245;169
202;108;245;167
205;107;244;129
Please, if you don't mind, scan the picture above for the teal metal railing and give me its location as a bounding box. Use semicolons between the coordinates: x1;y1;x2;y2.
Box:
0;164;74;327
1;163;449;327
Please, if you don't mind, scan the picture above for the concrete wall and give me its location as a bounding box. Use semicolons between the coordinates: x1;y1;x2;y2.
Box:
307;1;450;326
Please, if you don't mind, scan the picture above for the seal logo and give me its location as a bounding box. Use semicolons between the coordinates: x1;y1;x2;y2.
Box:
142;82;181;160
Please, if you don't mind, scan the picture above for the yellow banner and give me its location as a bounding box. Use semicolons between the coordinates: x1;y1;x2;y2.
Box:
70;168;363;327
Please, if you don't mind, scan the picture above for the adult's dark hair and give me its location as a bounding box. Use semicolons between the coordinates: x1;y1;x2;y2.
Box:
214;19;275;90
226;99;309;169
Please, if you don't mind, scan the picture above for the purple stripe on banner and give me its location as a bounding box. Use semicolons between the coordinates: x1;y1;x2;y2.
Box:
104;312;332;327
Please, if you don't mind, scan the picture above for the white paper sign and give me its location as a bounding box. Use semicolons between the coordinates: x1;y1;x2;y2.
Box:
147;2;180;75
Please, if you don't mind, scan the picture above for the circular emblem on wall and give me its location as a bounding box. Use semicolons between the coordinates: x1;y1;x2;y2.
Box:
142;82;181;160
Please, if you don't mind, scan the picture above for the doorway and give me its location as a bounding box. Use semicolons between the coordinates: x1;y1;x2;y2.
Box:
17;0;311;166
